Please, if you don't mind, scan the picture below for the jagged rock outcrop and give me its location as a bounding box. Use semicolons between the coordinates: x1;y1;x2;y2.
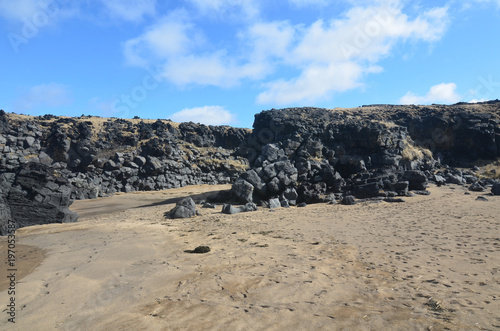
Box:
1;100;500;232
234;107;432;204
232;102;500;204
0;110;250;233
353;101;500;165
0;111;250;198
0;162;78;235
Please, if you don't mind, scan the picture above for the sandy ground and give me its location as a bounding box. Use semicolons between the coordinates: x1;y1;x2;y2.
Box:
1;184;499;330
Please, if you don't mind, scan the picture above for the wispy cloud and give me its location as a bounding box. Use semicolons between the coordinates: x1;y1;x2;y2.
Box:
0;0;157;24
400;83;461;105
0;0;47;22
99;0;156;22
123;0;450;105
123;11;199;67
258;2;450;104
170;106;236;125
187;0;259;20
13;83;73;113
288;0;328;7
471;0;500;8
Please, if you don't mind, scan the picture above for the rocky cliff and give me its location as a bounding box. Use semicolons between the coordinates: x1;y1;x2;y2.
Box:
231;101;500;205
0;111;250;234
1;100;499;234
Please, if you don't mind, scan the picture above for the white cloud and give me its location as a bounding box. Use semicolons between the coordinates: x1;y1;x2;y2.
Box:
400;83;461;105
468;98;487;103
246;21;295;60
470;0;500;8
289;0;328;7
14;83;73;112
0;0;46;21
259;2;450;104
258;62;372;104
123;12;272;87
0;1;156;24
162;52;266;87
123;0;450;104
99;0;156;22
170;106;236;125
187;0;259;19
123;13;198;67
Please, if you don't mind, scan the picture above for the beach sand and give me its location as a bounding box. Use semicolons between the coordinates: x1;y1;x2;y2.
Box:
1;184;499;330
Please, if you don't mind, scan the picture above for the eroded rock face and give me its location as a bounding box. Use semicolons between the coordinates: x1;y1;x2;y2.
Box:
234;108;425;203
232;103;500;204
1;101;500;231
0;112;251;200
0;111;251;232
0;163;78;235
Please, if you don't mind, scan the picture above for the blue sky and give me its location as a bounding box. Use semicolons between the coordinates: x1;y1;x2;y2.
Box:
1;0;499;128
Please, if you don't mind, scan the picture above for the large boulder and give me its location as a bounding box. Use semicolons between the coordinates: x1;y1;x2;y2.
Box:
280;187;298;206
168;197;197;219
230;179;254;203
403;170;428;191
353;182;381;199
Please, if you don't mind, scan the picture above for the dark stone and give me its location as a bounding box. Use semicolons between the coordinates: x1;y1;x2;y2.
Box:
447;174;464;185
168;197;197;219
281;188;298;205
463;175;477;184
241;169;267;196
280;199;290;208
384;197;406;203
297;183;326;204
133;156;147;167
202;202;217;209
324;193;337;204
230;179;254;203
268;198;281;209
433;175;446;186
342;195;356;205
144;157;164;175
403;170;428;190
265;177;281;196
353;182;380;199
412;190;431;195
491;183;500;195
261;144;282;162
190;246;211;254
222;203;258;214
469;182;485;192
476;196;489;201
297;202;307;207
392;181;409;196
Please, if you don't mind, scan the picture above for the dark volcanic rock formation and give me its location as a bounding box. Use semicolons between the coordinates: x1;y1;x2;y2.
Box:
0;110;250;234
233;102;500;204
0;162;78;235
1;100;499;232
